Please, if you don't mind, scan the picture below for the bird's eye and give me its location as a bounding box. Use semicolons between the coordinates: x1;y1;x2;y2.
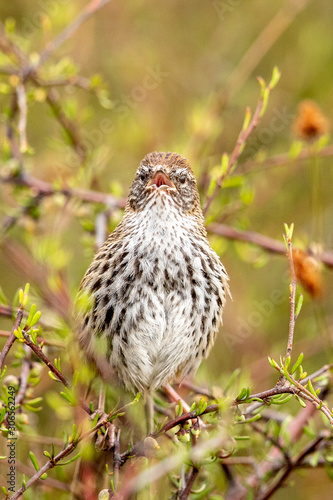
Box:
179;174;186;184
140;172;147;181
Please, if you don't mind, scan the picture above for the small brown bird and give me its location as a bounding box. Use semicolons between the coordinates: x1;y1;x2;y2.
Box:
76;152;230;395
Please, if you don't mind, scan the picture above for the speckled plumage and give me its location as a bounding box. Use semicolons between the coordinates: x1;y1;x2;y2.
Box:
76;152;230;392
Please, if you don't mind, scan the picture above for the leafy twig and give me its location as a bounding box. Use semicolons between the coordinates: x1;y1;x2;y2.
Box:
257;431;330;500
10;409;122;500
34;0;113;70
207;222;333;268
0;307;23;371
202;68;280;216
0;172;126;208
284;223;297;361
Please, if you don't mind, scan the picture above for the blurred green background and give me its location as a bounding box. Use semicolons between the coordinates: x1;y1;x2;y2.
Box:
1;0;333;498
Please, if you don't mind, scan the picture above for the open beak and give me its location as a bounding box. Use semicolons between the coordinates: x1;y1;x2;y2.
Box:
147;170;175;189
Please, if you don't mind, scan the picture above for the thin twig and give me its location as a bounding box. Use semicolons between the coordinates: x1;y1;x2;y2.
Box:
0;172;126;208
16;345;32;406
202;94;266;216
286;235;297;360
257;431;329;500
10;409;120;500
0;307;23;371
207;221;333;268
0;330;65;348
239;143;333;175
16;83;28;152
22;332;69;386
45;87;86;161
113;428;121;490
21;331;91;415
34;0;113;70
179;466;199;500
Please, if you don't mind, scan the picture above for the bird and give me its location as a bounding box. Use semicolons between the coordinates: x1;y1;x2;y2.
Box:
76;151;230;404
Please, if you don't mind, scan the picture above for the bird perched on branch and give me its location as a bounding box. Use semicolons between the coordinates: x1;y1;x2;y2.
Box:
76;152;230;401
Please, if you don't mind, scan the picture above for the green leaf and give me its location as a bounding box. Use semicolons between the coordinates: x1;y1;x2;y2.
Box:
197;400;207;416
60;391;75;406
13;327;24;340
108;412;125;422
244;414;261;423
131;392;141;405
269;66;281;89
291;353;304;375
221;153;229;175
29;451;40;471
242;107;251;131
24;404;42;412
271;394;293;405
284;356;291;369
0;366;8;382
307;379;318;398
224;367;241;394
190;401;196;412
30;311;42;327
295;395;307;408
324;462;333;481
175;400;183;417
295;294;303;318
0;285;9;305
58;453;81;466
26;304;36;327
268;356;281;371
289;140;303;159
54;358;61;372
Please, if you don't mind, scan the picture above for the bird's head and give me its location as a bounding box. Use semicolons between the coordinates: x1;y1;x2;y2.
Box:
127;152;202;218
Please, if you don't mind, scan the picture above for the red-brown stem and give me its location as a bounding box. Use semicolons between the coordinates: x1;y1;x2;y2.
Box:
286;238;297;360
0;308;23;371
202;96;264;216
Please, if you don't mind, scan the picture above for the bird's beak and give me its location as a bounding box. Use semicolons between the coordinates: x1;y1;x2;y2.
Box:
147;170;175;189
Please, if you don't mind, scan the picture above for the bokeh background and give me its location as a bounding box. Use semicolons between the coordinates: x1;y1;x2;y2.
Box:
1;0;333;498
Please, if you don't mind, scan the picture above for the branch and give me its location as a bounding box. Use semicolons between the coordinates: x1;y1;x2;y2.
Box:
179;466;199;500
44;88;87;161
10;408;126;499
15;345;31;406
21;331;91;416
207;222;333;269
239;143;333;175
286;227;297;360
0;329;64;348
0;307;23;371
257;431;330;500
202;78;272;216
16;83;28;152
1;172;126;208
34;0;113;70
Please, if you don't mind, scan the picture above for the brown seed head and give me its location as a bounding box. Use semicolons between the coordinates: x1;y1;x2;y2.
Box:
293;100;329;142
293;248;324;299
